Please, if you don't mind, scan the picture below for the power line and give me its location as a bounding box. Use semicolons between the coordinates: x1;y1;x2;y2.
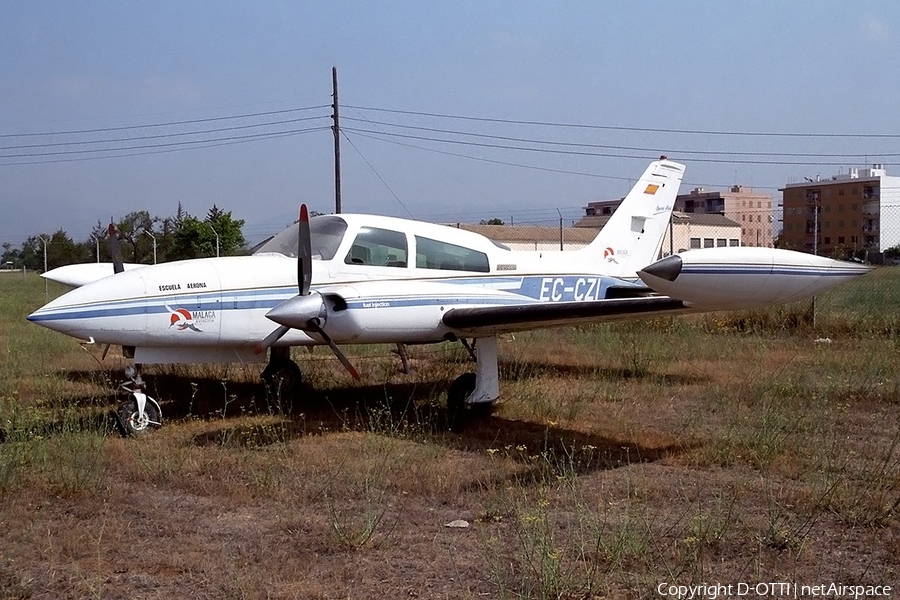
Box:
345;104;900;139
0;126;330;166
0;104;331;138
344;129;633;181
344;129;779;191
341;116;900;160
339;130;413;218
342;105;509;210
0;114;330;152
343;125;900;167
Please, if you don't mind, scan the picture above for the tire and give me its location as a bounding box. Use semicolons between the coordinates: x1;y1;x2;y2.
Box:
261;358;303;394
447;373;476;430
117;396;162;436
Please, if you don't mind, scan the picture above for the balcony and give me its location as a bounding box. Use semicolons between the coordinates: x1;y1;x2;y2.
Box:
863;187;879;200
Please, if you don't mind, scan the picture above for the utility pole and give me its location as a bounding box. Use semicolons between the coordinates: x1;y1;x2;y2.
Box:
332;67;342;214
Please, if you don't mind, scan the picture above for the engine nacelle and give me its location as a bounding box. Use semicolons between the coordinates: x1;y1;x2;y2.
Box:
638;247;870;310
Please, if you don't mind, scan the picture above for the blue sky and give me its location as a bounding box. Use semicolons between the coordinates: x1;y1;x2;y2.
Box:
2;1;899;247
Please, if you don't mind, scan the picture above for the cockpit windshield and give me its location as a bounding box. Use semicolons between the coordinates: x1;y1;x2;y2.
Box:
253;216;348;260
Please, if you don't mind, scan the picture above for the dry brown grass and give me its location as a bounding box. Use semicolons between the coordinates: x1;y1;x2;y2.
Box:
3;274;900;598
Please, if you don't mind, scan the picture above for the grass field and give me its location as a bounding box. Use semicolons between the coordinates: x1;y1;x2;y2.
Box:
2;272;900;599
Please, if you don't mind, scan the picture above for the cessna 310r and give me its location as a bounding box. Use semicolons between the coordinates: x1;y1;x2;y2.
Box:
27;158;870;434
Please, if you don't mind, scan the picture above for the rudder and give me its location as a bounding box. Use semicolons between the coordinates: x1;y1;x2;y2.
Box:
582;157;685;277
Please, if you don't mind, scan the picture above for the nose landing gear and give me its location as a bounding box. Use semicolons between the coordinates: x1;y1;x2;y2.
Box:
116;364;162;436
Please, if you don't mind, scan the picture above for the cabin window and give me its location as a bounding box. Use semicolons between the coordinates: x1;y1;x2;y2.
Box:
415;236;490;272
345;227;408;267
729;239;740;246
703;238;714;248
717;239;727;247
689;238;701;249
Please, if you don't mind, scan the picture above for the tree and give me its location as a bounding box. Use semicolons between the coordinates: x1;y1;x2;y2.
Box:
83;221;110;264
6;231;86;271
46;229;89;269
883;244;900;260
3;203;245;268
1;242;16;266
168;205;246;261
19;237;42;271
115;211;158;264
479;218;505;226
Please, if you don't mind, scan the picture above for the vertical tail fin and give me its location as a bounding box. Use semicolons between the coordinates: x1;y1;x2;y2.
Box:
583;157;685;277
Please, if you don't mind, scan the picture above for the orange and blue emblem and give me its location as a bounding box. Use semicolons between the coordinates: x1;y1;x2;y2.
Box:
165;305;202;332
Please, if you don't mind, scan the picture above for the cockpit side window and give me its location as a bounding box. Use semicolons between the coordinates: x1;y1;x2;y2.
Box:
309;216;348;260
253;215;348;260
344;227;408;267
414;236;490;272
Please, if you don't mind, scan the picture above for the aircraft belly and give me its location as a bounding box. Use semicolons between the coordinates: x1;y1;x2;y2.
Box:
134;345;263;364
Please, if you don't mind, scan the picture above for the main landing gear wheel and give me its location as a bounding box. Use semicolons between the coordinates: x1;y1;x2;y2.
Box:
117;395;162;436
447;373;476;430
261;357;303;395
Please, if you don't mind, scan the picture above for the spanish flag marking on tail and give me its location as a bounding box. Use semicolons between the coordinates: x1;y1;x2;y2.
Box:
644;184;659;195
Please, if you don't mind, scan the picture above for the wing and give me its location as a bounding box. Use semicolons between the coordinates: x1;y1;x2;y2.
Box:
442;296;688;335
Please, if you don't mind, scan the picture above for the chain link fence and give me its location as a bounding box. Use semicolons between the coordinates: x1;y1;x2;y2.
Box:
448;211;897;335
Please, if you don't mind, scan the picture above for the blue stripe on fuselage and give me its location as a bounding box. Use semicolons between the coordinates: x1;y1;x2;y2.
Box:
681;265;861;277
29;274;642;322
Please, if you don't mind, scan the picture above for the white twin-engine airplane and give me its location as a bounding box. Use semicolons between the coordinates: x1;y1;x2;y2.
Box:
28;158;869;434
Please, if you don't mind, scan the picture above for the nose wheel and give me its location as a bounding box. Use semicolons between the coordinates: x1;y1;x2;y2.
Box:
117;393;162;435
116;364;163;436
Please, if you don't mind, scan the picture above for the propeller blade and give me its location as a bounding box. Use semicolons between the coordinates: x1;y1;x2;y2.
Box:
107;223;125;274
254;325;290;355
298;204;312;296
308;322;360;381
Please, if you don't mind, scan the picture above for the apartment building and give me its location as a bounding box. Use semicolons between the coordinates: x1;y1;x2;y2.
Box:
674;186;774;247
780;165;900;257
581;185;773;248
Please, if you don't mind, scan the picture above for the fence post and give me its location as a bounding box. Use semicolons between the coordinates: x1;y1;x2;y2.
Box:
556;208;563;251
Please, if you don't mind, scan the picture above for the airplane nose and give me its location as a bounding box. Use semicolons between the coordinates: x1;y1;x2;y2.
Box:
639;255;682;282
